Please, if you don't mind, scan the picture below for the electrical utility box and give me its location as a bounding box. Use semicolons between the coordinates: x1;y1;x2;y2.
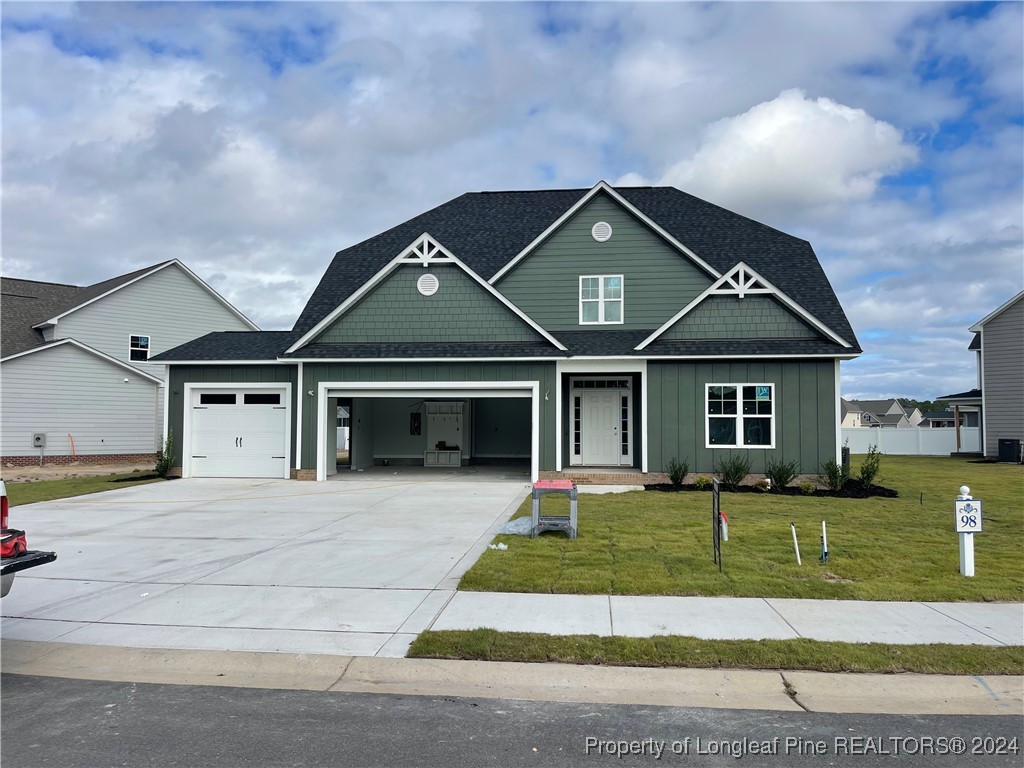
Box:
32;433;46;448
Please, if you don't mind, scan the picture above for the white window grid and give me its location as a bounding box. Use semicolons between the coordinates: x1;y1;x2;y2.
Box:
129;334;151;362
704;383;776;449
579;275;624;325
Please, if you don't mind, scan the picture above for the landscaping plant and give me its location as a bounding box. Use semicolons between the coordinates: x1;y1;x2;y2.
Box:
666;457;689;487
859;444;883;487
155;433;174;479
765;458;799;491
715;454;751;489
819;457;849;492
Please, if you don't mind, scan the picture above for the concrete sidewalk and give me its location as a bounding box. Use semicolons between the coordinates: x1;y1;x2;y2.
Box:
3;640;1022;716
430;593;1024;646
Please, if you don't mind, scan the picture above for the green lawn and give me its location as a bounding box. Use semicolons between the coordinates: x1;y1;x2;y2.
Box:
459;455;1024;602
409;629;1024;675
5;472;166;507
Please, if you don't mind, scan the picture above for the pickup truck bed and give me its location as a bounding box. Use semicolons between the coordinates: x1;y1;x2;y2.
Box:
1;551;58;598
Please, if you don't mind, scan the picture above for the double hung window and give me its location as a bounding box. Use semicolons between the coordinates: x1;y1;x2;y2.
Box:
579;275;623;324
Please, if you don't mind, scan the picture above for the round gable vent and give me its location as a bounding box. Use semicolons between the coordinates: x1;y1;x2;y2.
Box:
591;221;613;242
417;273;439;296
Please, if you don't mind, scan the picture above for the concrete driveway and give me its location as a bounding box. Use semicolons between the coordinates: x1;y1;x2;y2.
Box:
0;472;529;658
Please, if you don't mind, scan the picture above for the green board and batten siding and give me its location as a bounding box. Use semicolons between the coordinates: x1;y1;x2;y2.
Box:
647;360;836;475
299;362;557;469
495;193;713;331
167;365;299;467
314;264;544;344
662;295;820;340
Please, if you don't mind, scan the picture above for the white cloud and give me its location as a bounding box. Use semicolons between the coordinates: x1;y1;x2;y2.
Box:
642;89;919;222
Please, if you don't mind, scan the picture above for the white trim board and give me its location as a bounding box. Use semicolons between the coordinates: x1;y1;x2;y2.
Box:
489;181;722;284
315;380;541;483
1;338;165;384
31;260;259;331
635;261;852;350
969;290;1023;332
286;233;566;354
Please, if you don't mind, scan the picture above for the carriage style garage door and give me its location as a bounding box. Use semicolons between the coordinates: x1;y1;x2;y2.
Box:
187;387;290;478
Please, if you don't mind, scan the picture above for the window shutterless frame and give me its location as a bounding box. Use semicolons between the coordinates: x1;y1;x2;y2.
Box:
578;275;624;325
704;383;776;449
129;334;151;362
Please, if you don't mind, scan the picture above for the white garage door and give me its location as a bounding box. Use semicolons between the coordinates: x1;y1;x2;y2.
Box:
189;389;288;478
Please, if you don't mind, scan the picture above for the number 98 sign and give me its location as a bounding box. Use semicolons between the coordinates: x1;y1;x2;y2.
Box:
954;500;983;533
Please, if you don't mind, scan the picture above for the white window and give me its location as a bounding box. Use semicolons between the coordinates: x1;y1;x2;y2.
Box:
129;335;151;362
579;275;623;324
706;384;775;448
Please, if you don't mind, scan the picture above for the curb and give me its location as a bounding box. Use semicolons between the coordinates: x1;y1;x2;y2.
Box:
2;639;1021;716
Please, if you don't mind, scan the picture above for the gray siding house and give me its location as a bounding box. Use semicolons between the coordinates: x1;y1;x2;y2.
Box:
1;260;258;465
966;292;1023;460
154;183;861;482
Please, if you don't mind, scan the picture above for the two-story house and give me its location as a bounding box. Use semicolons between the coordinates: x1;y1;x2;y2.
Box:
940;291;1023;461
1;260;258;465
154;183;861;482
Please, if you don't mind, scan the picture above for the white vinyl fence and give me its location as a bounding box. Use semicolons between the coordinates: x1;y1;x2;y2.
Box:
842;427;980;456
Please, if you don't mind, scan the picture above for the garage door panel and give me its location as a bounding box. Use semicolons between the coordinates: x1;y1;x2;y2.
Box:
189;390;288;479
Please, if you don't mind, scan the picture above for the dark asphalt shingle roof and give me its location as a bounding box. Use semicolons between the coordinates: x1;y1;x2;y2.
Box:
1;262;174;357
156;185;859;362
937;388;982;401
293;186;860;352
151;331;298;362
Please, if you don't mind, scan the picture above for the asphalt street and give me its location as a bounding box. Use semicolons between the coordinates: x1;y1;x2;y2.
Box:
2;674;1021;768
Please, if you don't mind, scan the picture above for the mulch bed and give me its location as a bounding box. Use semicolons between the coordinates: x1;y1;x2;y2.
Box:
644;478;898;498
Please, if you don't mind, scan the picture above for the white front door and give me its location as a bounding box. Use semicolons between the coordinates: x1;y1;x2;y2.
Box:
582;390;623;465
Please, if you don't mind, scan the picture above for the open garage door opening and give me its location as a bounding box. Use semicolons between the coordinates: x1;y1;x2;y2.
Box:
317;382;539;482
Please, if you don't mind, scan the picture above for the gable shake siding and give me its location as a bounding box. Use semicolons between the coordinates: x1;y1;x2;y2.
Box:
495;193;713;331
313;264;545;344
661;295;820;340
980;296;1024;457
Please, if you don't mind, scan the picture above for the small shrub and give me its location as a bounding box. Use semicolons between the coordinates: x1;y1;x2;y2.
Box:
694;476;713;490
715;454;751;489
859;444;883;487
754;478;771;492
666;457;689;487
800;481;816;495
819;458;849;492
155;433;174;479
765;458;799;491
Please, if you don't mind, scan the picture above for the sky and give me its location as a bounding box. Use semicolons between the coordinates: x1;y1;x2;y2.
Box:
2;1;1022;401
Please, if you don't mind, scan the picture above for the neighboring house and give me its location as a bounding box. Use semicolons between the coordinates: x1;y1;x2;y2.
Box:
921;409;980;429
1;261;258;465
940;291;1023;461
154;182;861;482
843;399;912;428
840;398;862;428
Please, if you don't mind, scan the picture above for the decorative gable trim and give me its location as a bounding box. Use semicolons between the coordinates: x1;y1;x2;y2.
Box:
489;181;722;284
0;338;165;384
635;262;852;350
30;260;259;332
284;233;567;353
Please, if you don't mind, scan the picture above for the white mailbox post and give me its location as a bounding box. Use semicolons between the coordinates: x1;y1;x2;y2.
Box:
954;485;983;578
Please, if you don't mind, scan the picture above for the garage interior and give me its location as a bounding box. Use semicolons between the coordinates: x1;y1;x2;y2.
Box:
324;396;532;477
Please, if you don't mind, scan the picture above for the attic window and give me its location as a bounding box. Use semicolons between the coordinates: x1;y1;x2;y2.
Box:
417;273;439;297
591;221;613;242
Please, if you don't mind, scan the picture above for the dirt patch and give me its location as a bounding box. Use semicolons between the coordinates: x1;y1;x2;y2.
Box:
2;462;154;482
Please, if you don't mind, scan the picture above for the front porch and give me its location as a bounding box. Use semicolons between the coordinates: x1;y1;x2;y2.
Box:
541;467;668;486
